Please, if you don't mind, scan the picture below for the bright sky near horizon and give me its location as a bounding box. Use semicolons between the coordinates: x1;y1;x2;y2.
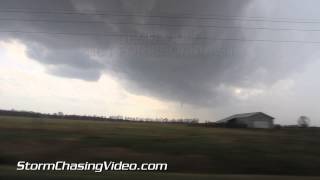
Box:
0;40;183;119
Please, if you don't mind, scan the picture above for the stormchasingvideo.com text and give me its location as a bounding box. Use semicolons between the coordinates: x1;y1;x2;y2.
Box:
17;161;168;172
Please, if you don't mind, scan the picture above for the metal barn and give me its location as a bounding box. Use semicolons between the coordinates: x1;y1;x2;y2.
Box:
216;112;274;129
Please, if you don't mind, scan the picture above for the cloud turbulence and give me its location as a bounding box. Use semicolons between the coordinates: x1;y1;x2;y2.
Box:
1;0;320;121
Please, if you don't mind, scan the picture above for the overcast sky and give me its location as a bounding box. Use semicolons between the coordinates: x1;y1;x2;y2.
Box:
0;0;319;125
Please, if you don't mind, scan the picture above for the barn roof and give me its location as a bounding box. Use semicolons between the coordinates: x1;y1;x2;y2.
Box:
216;112;274;123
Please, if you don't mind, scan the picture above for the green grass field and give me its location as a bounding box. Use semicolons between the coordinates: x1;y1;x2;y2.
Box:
1;115;320;179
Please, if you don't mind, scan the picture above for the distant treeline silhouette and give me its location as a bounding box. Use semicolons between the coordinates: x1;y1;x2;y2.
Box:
2;109;316;128
0;109;199;124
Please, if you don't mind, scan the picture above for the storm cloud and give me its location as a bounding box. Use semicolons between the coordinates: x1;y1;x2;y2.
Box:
1;0;319;107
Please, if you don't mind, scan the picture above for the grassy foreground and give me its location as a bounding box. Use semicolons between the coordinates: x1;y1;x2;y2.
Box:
1;166;320;180
0;116;320;179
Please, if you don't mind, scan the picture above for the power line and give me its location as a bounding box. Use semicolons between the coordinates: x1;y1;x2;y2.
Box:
1;29;320;45
0;7;296;20
2;7;320;22
2;8;320;24
2;17;320;33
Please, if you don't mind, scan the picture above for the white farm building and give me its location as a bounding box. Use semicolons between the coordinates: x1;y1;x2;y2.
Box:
216;112;274;129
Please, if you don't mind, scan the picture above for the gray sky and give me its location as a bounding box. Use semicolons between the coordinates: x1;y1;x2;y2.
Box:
0;0;319;125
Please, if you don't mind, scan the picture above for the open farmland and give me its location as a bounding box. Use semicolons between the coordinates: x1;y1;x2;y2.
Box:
1;115;320;179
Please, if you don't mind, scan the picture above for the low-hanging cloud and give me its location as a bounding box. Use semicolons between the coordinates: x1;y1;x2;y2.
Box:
0;0;319;107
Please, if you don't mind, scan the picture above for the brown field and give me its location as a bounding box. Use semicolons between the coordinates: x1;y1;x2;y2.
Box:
1;115;320;179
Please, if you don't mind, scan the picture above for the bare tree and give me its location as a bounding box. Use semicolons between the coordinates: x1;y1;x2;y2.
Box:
297;116;311;128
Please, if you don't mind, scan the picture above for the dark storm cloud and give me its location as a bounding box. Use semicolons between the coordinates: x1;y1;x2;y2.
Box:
0;0;317;106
